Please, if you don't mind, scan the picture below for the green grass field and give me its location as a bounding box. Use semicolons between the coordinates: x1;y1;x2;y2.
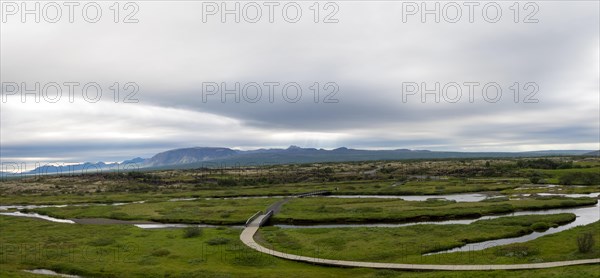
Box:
502;185;600;195
23;195;597;226
1;157;598;277
27;198;280;225
0;178;522;206
1;216;598;278
258;214;581;263
273;197;597;224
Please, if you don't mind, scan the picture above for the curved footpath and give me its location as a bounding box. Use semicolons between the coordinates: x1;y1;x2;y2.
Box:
240;214;600;271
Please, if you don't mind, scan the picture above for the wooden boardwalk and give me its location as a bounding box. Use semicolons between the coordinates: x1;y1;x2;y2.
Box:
240;214;600;271
295;191;331;198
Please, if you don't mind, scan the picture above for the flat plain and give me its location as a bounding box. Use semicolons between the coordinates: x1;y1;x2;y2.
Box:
1;157;599;277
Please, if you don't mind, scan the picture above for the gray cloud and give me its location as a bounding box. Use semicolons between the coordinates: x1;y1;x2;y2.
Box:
1;1;598;163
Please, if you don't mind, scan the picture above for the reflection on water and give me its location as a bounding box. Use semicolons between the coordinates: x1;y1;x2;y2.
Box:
136;223;212;229
277;202;599;230
0;204;68;211
134;223;243;229
24;269;81;277
169;196;285;202
0;211;75;224
528;192;600;198
135;223;193;229
0;201;145;211
0;211;244;229
170;193;504;203
325;193;490;202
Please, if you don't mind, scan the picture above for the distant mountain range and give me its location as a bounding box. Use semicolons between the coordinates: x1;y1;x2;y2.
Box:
3;146;598;176
144;147;238;167
142;147;596;169
584;150;600;156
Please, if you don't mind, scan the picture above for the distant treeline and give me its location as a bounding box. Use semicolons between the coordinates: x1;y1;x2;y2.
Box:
558;172;600;185
516;159;577;170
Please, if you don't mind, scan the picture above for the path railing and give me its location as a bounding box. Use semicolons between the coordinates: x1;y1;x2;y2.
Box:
245;211;262;227
259;210;274;226
295;190;331;198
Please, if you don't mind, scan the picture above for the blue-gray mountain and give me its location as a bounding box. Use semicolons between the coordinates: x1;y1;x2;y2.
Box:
148;147;594;169
5;147;597;175
144;147;238;167
583;150;600;156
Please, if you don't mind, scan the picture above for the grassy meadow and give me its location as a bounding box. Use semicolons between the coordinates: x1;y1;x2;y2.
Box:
0;157;598;277
26;198;280;225
272;197;597;224
1;216;598;278
258;214;582;263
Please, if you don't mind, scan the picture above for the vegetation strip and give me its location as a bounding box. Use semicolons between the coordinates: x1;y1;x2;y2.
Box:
272;197;598;224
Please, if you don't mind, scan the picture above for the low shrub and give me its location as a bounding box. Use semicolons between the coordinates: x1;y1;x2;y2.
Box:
495;244;539;257
183;226;203;238
483;196;509;202
577;232;595;253
151;248;171;257
530;222;550;231
206;237;231;245
88;237;115;246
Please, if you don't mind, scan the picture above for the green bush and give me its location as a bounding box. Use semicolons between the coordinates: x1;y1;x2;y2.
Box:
517;159;571;170
217;179;238;186
151;248;171;257
559;172;600;185
206;237;231;245
529;176;542;184
577;232;595;253
495;244;539;257
231;253;273;267
530;222;550;231
559;200;577;207
88;237;115;246
183;226;203;238
487;204;513;214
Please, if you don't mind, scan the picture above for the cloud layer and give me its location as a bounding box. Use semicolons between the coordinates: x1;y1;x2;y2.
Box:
1;1;599;164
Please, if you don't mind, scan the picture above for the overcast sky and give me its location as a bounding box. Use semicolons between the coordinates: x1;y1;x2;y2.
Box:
1;1;599;164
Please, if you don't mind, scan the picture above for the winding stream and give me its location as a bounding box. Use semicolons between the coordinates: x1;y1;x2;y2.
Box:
276;202;600;229
0;211;76;224
424;203;600;255
2;193;598;253
0;200;145;211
